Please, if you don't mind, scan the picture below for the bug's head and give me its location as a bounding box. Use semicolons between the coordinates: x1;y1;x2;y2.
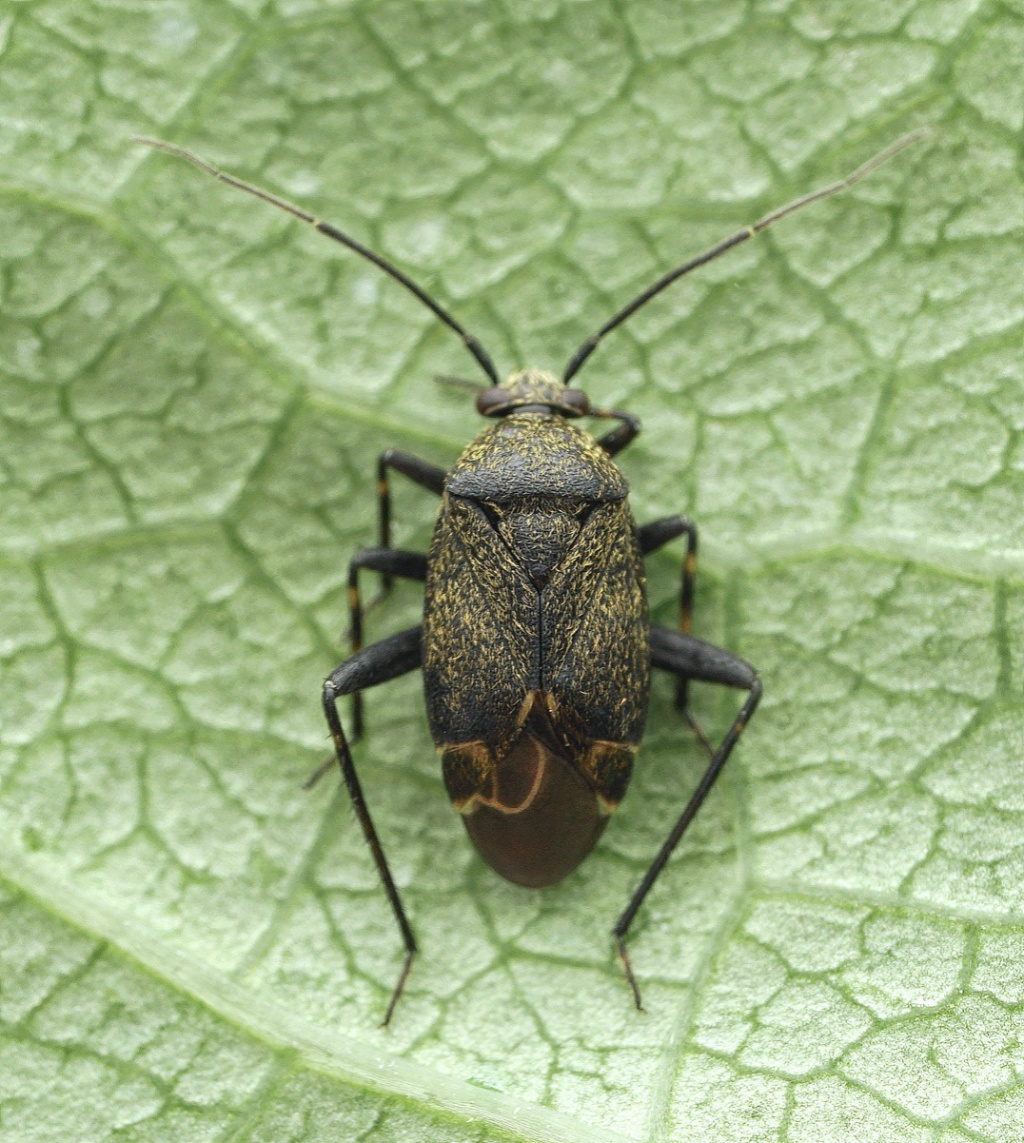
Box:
476;369;591;419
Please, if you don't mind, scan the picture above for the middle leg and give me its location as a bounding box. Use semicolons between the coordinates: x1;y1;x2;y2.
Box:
348;547;427;739
637;514;705;745
306;546;427;791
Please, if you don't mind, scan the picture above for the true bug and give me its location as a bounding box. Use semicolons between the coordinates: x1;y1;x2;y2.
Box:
135;130;922;1024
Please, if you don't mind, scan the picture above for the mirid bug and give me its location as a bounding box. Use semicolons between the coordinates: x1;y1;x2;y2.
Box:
135;130;922;1024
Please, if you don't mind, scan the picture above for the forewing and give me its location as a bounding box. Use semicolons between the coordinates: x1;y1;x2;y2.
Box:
541;499;649;746
422;494;537;747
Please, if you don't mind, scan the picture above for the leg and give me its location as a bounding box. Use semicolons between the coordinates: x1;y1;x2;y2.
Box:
348;547;427;739
376;450;445;589
306;547;426;791
614;625;761;1010
638;515;702;731
594;408;641;457
322;624;423;1025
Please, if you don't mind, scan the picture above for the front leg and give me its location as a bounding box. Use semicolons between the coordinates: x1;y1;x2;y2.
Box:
614;624;761;1010
594;407;641;457
376;450;446;587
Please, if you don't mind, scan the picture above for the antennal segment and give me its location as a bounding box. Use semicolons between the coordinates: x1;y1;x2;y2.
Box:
563;129;927;384
132;136;500;385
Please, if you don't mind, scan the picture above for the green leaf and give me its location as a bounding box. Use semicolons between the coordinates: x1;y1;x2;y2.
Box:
2;1;1022;1140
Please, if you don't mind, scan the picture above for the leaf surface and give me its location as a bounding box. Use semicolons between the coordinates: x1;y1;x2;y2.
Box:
1;2;1023;1140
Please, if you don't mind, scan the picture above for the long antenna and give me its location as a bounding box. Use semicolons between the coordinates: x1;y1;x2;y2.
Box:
563;129;927;384
131;136;500;385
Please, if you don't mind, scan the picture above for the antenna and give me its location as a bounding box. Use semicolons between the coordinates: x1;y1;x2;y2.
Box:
132;136;500;385
563;129;927;384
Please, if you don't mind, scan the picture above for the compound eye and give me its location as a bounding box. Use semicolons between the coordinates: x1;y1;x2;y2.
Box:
476;387;509;416
561;389;591;416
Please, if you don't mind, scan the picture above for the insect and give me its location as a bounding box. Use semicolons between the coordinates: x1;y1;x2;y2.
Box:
135;129;922;1024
